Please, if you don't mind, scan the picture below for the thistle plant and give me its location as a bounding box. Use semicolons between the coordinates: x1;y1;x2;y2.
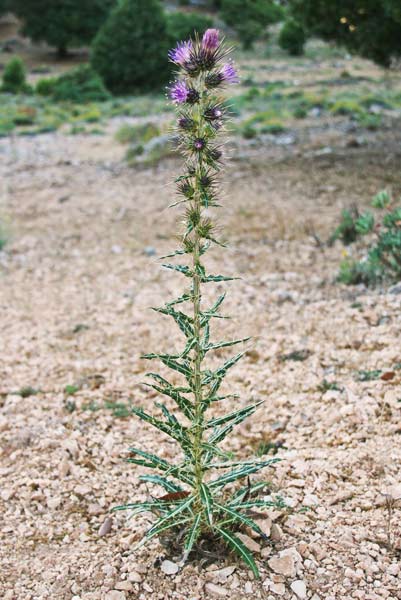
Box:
114;29;282;577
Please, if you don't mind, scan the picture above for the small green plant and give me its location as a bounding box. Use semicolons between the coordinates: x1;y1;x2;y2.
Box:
113;29;284;578
335;190;401;286
37;65;110;103
356;369;382;382
2;57;31;94
278;19;306;56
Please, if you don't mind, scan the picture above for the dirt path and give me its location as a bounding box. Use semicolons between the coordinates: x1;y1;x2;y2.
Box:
1;118;401;600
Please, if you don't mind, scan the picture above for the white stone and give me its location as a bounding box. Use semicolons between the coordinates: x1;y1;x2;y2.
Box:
160;560;179;576
128;571;143;583
98;517;112;536
115;582;133;592
291;580;307;599
104;592;126;600
268;548;302;578
204;583;229;597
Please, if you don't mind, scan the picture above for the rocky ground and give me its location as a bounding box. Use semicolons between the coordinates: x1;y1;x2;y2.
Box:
1;51;401;600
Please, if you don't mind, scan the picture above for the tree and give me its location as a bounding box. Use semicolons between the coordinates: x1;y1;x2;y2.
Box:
91;0;169;95
288;0;401;67
167;11;213;45
12;0;116;57
278;19;306;56
220;0;284;49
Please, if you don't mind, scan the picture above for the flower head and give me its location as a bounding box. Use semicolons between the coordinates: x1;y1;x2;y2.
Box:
202;29;220;53
169;40;193;66
170;80;189;104
220;62;239;84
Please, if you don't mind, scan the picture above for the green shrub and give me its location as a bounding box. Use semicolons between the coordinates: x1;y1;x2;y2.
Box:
35;77;57;97
335;191;401;286
167;11;213;44
115;122;160;144
91;0;169;94
37;65;110;103
13;0;116;56
278;19;306;56
2;58;31;94
220;0;284;49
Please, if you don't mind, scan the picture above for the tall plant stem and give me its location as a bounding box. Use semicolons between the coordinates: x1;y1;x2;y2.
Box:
192;83;206;511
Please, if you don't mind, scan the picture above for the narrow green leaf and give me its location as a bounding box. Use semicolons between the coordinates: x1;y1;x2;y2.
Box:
144;381;194;421
162;263;193;277
201;274;240;283
183;513;202;559
205;402;262;429
215;526;260;579
139;474;183;493
142;353;193;379
152;306;194;339
204;337;251;352
202;352;245;386
216;503;267;539
159;249;186;259
126;448;192;484
141;495;195;543
199;482;214;525
131;406;190;452
134;516;192;552
166;292;193;307
210;459;280;489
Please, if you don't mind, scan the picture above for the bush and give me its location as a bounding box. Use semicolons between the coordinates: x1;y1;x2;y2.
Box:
167;11;213;44
288;0;401;67
2;58;31;94
220;0;284;49
334;191;401;286
91;0;169;95
13;0;116;56
278;19;306;56
36;65;110;103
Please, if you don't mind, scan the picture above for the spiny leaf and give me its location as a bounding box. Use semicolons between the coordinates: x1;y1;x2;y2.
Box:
202;352;245;386
230;481;270;504
182;513;202;560
216;503;268;539
206;402;262;429
210;459;280;489
134;516;192;552
139;474;183;493
159;249;186;259
214;526;260;579
131;406;190;452
137;495;195;548
199;482;214;525
162;263;193;277
144;381;194;421
142;353;193;379
201;274;240;283
152;306;194;339
204;337;251;352
126;448;192;484
166;292;193;307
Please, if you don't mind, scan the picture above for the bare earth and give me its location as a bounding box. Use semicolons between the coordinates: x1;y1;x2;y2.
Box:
1;52;401;600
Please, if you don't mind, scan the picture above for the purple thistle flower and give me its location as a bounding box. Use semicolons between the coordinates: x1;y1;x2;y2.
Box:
194;138;206;151
170;80;189;104
169;40;193;66
219;62;239;84
202;29;220;52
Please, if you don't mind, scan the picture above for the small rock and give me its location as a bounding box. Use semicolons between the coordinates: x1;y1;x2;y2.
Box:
389;283;401;295
104;592;125;600
47;496;62;510
160;560;179;576
75;484;91;496
143;246;156;257
291;580;307;599
111;245;122;254
270;523;282;542
270;582;286;595
88;503;103;516
236;532;261;553
303;494;319;507
244;582;253;593
204;583;229;597
98;517;113;536
209;566;236;583
128;571;143;583
59;457;70;477
268;548;302;578
115;582;133;592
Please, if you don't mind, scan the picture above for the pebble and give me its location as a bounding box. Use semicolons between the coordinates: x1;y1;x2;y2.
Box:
128;571;143;583
268;548;302;578
291;580;307;598
204;583;229;597
160;560;179;576
208;565;236;583
98;517;113;536
115;582;133;592
236;532;261;553
104;592;125;600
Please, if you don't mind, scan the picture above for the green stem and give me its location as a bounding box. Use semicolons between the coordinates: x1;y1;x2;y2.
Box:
192;80;206;515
